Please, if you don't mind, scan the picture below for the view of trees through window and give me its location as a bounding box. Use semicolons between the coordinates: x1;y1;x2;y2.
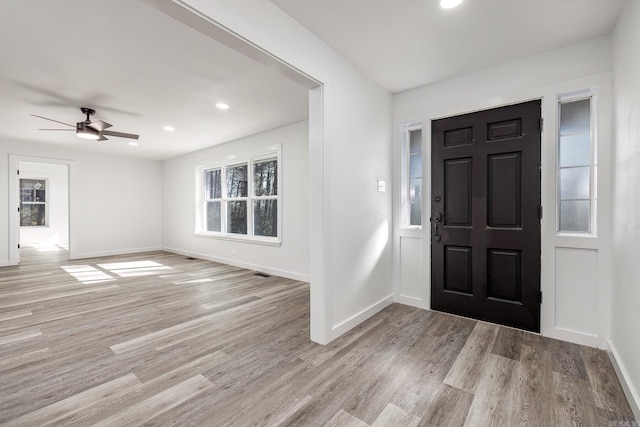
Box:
20;179;47;227
200;155;278;240
253;159;277;237
227;165;248;234
204;169;222;232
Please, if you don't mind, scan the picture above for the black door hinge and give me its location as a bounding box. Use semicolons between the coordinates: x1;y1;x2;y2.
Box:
18;244;20;249
539;118;543;132
17;169;19;175
538;291;543;303
538;206;543;220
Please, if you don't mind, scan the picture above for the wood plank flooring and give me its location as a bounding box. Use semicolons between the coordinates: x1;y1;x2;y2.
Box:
0;248;635;426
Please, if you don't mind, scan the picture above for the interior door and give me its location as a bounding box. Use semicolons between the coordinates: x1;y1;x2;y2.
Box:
431;100;541;332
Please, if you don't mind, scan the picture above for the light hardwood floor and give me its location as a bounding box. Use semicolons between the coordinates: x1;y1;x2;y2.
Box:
0;248;635;426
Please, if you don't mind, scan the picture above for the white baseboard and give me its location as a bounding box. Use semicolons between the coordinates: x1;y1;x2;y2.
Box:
70;246;163;260
0;259;12;267
607;339;640;421
395;294;429;310
162;246;310;282
544;327;602;349
328;294;394;342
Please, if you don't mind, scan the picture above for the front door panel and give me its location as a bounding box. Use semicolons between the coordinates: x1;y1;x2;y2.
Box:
431;100;541;332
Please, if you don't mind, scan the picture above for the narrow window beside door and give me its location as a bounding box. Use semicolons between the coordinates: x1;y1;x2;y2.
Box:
401;125;423;228
558;94;596;234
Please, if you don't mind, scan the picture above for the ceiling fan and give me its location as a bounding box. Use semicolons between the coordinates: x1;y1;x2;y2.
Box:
31;107;139;141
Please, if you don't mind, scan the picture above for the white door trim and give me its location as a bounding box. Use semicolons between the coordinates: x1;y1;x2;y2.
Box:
8;155;76;265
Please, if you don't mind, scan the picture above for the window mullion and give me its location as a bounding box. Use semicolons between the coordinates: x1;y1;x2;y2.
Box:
221;165;228;234
248;160;254;237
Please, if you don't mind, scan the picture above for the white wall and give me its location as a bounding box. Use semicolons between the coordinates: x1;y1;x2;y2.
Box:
177;0;394;344
0;139;162;265
392;36;614;348
162;121;309;281
611;0;640;417
19;162;69;246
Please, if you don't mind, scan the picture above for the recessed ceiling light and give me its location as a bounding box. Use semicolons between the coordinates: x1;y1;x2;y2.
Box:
216;102;230;110
129;142;138;146
440;0;463;9
163;125;175;132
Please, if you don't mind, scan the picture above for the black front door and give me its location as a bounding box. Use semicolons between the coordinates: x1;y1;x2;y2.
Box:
431;100;541;332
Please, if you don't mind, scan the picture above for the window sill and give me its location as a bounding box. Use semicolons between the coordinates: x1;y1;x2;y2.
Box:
399;226;422;239
195;232;281;247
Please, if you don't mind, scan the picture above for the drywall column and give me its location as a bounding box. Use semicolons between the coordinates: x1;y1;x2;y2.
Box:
174;0;394;344
611;0;640;417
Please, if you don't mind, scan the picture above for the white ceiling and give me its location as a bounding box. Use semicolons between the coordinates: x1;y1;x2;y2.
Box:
271;0;625;93
0;0;309;160
1;1;626;161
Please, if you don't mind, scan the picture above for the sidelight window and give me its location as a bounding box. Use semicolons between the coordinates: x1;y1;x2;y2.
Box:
557;93;596;234
401;124;423;228
197;148;280;243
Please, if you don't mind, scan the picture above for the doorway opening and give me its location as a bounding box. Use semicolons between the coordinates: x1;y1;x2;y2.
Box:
9;156;72;266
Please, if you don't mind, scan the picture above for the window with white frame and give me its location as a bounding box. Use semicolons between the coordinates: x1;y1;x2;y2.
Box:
557;92;596;234
197;149;280;242
20;178;47;227
400;124;423;228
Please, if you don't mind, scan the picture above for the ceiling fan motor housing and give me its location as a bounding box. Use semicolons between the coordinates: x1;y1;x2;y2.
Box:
76;121;99;139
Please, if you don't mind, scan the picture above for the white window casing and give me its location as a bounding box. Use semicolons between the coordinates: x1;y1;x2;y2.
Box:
195;146;281;245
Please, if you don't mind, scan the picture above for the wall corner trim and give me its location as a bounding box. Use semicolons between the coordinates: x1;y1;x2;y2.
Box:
328;294;394;343
607;339;640;421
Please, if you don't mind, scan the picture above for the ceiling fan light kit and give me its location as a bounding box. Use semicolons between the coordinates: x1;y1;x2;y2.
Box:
31;107;139;142
76;122;100;140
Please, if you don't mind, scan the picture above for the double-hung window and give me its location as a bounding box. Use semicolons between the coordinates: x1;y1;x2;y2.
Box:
252;158;278;237
226;164;249;234
203;168;223;232
197;149;280;243
20;178;47;227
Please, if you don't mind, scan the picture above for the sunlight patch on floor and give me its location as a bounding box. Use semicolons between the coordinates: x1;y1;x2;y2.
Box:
98;260;176;277
174;278;214;284
60;265;116;284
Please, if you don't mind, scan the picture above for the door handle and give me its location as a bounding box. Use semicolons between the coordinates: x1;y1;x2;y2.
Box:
433;212;442;242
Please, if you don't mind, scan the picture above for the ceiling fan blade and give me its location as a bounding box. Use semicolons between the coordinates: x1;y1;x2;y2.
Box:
89;120;112;132
97;134;109;141
101;130;139;140
30;114;74;128
38;128;75;131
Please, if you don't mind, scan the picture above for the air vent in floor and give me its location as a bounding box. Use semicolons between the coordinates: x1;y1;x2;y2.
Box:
254;272;271;278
